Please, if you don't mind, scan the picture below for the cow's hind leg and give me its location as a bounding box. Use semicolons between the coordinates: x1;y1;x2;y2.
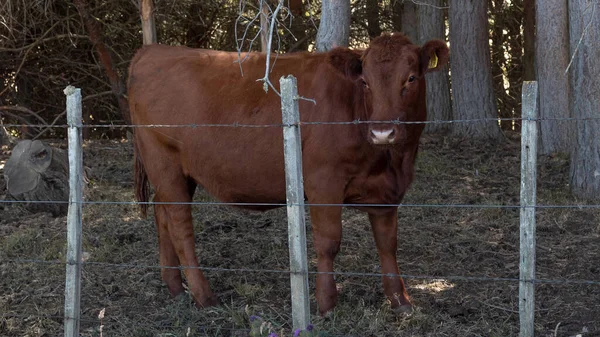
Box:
154;174;218;308
369;210;412;313
154;194;184;297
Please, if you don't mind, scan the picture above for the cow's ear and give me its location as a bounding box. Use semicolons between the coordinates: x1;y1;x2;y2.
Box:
327;48;363;80
420;40;449;73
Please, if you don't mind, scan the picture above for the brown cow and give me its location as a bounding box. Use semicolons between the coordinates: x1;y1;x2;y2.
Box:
128;33;448;315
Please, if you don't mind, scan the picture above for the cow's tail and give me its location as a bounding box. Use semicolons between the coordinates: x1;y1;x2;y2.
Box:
134;139;149;218
129;48;150;218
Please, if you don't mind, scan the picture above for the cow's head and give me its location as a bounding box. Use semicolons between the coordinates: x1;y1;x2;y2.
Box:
328;33;449;145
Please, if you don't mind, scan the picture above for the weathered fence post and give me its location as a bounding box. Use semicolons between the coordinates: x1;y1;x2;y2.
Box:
63;86;83;337
280;75;311;330
519;81;538;337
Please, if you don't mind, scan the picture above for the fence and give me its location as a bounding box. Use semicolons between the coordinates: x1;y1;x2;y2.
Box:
1;79;599;337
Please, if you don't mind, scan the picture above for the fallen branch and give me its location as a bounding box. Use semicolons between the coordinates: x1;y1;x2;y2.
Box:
0;105;48;125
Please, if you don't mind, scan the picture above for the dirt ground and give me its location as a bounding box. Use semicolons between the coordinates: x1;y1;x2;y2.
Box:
0;133;598;337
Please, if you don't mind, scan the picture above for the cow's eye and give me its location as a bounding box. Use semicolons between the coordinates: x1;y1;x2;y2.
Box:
408;75;416;83
361;79;369;90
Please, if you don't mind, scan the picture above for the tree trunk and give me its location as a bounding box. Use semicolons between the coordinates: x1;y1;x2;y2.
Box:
522;0;535;81
505;0;524;132
140;0;157;45
392;0;402;32
288;0;308;51
418;0;452;133
366;0;382;39
316;0;350;51
537;0;571;155
401;0;418;42
489;0;512;130
259;1;270;52
569;0;600;199
73;0;131;131
449;0;503;139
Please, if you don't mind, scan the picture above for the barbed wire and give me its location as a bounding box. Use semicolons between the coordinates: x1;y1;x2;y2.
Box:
1;116;600;130
2;198;600;209
3;258;600;286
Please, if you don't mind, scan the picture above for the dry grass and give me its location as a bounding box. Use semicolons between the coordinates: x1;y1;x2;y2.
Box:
0;134;598;336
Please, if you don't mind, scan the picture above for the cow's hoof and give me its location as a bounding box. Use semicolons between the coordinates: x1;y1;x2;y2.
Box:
319;308;335;319
194;294;220;309
392;304;414;315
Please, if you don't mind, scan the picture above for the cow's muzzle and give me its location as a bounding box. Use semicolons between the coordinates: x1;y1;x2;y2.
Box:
369;125;404;145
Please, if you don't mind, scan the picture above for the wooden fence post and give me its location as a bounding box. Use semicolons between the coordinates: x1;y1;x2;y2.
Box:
63;86;83;337
280;75;311;330
519;81;538;337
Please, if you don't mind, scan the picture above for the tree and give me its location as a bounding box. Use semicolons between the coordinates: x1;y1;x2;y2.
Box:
449;0;503;139
522;0;535;81
537;0;570;155
366;0;382;39
73;0;131;131
418;0;451;133
392;0;418;42
569;0;600;199
288;0;308;51
401;1;418;42
489;0;524;131
259;0;270;52
392;0;402;32
140;0;157;45
316;0;351;51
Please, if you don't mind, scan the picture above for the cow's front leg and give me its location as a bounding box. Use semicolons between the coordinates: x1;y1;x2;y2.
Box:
369;210;412;313
309;204;343;315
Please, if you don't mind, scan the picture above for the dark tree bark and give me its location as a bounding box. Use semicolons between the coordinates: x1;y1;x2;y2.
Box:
449;0;503;139
569;0;600;199
418;0;452;133
522;0;536;81
401;0;418;42
366;0;382;39
537;0;571;154
288;0;308;51
72;0;130;130
392;0;403;32
489;0;512;130
316;0;350;51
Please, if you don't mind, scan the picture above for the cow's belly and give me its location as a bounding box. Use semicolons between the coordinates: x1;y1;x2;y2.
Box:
180;128;288;207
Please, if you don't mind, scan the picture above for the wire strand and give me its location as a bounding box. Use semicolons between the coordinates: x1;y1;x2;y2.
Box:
3;258;600;286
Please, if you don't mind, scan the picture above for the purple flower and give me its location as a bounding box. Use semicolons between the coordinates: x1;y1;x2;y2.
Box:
306;324;314;332
249;315;260;322
294;328;302;337
268;333;278;337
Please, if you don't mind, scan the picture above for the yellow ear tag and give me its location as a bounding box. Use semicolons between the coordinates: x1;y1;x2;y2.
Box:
428;53;438;69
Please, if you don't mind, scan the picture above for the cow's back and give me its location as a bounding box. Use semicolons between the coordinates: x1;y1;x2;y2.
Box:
128;45;355;205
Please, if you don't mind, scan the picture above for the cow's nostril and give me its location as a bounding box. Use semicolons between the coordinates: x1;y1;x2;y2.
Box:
370;128;395;144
